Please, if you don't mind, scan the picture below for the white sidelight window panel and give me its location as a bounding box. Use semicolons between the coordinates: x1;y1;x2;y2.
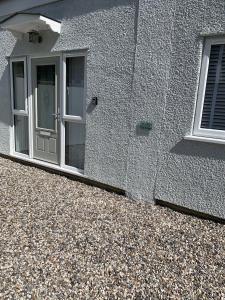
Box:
10;58;27;113
12;61;26;110
66;56;85;117
65;122;86;170
194;38;225;139
10;57;29;156
14;115;29;155
62;52;87;171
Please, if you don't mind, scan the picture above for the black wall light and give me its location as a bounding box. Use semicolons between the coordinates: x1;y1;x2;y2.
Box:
28;31;42;43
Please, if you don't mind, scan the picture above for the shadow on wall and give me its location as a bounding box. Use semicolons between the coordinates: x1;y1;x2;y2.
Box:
24;0;134;21
170;139;225;161
11;31;60;57
0;0;135;126
0;63;12;127
0;30;60;129
136;125;150;137
0;0;131;56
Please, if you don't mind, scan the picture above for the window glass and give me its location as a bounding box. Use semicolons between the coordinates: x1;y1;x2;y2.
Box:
201;44;225;130
65;122;85;170
37;65;55;130
14;115;29;155
12;61;25;110
66;57;85;117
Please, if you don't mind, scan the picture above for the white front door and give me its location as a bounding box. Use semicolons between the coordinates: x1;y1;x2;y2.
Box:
11;53;87;172
32;57;60;164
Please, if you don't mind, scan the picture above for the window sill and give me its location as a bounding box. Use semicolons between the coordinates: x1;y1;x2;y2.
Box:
184;135;225;145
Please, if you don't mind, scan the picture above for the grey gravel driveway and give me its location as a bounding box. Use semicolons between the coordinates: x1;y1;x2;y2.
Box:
0;157;225;299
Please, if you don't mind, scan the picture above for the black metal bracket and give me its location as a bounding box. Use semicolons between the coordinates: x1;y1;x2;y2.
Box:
91;97;98;106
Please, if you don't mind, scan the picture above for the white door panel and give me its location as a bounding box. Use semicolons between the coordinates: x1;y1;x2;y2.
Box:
32;57;60;164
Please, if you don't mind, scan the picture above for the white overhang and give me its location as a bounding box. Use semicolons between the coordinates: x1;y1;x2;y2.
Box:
0;13;61;34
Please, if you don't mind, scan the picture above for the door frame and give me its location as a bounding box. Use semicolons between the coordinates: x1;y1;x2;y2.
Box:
60;51;87;172
32;56;60;164
9;50;88;175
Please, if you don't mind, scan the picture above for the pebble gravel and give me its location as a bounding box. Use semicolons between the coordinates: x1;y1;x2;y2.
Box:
0;157;225;299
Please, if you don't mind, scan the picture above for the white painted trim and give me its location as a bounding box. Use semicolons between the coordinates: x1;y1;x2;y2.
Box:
27;55;33;159
62;115;84;122
9;118;14;156
193;37;225;140
1;14;61;35
193;39;211;134
189;38;204;135
30;53;62;59
12;151;30;159
40;15;61;34
185;135;225;145
200;32;225;37
7;48;90;60
59;53;64;167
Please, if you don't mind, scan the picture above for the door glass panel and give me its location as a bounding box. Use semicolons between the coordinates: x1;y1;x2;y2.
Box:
12;61;25;110
66;57;85;117
65;122;85;170
14;115;29;155
37;65;55;130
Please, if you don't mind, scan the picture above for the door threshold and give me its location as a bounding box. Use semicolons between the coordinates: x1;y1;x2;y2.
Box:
9;153;85;177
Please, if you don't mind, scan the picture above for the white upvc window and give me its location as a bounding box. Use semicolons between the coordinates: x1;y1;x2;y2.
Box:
61;52;87;172
10;57;28;114
10;57;29;156
193;37;225;140
9;51;87;173
62;52;86;122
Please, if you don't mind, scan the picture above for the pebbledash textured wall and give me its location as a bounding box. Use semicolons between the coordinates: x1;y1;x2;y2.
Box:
154;0;225;219
0;0;137;189
1;0;225;219
126;0;176;202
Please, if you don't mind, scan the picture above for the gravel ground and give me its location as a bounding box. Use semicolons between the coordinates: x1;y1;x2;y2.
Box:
0;157;225;299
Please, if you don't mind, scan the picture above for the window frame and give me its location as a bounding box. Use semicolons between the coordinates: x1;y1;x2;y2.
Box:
34;61;58;133
10;56;29;157
60;51;87;172
10;57;28;115
193;37;225;140
9;51;87;173
62;52;87;123
13;114;29;156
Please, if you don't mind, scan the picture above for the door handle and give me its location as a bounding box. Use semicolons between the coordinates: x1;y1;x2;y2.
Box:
52;113;60;120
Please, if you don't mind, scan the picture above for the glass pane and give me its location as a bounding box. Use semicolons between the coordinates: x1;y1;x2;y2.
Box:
66;57;85;117
201;44;225;130
14;115;29;155
12;61;25;110
37;65;55;130
65;122;85;170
